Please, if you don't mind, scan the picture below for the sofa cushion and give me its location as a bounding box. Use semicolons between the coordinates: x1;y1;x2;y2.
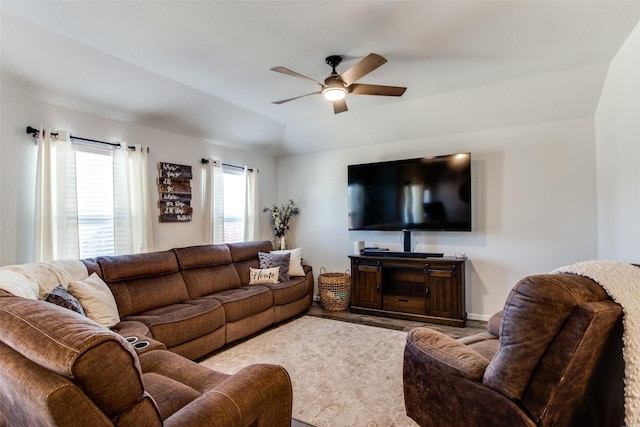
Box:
99;251;179;282
260;276;310;306
174;245;243;298
206;286;273;323
227;241;273;262
98;251;191;317
68;273;120;328
227;241;274;285
106;273;191;318
45;285;85;315
123;298;225;348
258;252;290;282
406;328;490;381
173;244;233;269
0;296;148;420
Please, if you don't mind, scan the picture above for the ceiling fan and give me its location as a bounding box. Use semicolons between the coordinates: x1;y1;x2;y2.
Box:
271;53;407;114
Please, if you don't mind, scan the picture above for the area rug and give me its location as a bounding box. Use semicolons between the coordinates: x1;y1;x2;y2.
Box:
200;316;419;427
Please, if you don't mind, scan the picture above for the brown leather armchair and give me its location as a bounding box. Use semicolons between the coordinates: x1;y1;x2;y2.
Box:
403;273;624;427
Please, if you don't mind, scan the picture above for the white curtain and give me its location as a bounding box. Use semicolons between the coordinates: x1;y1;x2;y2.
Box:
202;158;224;244
33;129;79;262
243;166;259;241
114;144;154;254
34;130;153;261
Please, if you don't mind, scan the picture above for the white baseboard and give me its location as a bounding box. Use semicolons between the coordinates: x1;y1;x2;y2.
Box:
467;313;492;322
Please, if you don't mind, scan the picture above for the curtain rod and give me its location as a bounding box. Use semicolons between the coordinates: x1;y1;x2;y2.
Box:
26;126;143;151
201;158;255;173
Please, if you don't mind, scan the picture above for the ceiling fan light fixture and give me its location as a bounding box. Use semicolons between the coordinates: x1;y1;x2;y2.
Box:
322;87;347;101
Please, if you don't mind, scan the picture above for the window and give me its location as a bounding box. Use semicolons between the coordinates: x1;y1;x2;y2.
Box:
222;167;246;243
34;130;152;262
75;142;116;258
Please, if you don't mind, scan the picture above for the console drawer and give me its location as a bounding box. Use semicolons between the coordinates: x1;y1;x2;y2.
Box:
383;295;424;315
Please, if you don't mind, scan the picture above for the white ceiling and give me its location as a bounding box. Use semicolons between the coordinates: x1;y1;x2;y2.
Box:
2;1;639;156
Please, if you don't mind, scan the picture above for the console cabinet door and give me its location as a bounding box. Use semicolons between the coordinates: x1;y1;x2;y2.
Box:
351;260;382;309
425;263;461;319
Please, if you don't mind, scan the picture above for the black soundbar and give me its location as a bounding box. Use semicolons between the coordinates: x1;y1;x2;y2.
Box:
360;250;444;258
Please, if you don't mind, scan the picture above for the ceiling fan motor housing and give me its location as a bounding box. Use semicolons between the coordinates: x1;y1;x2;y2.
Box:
325;55;343;71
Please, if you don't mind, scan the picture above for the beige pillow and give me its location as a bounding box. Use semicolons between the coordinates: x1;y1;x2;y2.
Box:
68;273;120;328
249;267;280;284
271;247;305;277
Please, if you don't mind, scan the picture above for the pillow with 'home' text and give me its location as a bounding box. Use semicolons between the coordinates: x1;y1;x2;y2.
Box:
249;267;280;284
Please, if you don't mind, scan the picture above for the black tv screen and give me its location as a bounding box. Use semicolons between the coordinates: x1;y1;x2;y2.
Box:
348;153;471;231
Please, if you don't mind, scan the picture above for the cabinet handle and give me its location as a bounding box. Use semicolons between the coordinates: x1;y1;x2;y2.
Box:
425;287;430;299
376;283;381;294
398;299;409;302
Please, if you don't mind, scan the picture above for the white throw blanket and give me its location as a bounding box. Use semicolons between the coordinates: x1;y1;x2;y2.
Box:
0;260;88;299
552;260;640;427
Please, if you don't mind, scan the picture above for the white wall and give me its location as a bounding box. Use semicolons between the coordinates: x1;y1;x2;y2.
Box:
279;117;598;319
595;21;640;261
0;92;278;266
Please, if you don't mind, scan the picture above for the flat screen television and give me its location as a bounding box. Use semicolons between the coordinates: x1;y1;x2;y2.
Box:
348;153;471;231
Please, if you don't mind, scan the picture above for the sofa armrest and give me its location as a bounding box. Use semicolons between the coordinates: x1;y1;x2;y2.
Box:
488;310;503;337
165;363;292;427
406;327;490;381
140;350;292;427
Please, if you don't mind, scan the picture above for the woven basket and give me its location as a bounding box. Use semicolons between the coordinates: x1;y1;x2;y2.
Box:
318;267;351;312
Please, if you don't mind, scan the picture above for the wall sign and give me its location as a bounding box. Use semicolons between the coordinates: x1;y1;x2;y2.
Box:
158;162;193;222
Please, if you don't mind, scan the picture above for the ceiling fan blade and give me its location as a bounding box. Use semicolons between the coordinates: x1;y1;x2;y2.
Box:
350;83;407;97
272;91;321;105
340;53;387;86
333;98;348;114
270;66;324;86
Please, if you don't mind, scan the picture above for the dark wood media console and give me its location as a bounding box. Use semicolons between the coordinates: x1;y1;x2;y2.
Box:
348;254;467;327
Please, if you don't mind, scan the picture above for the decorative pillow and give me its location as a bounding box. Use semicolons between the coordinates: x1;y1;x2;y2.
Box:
249;267;280;284
68;273;120;329
258;252;290;282
45;285;86;315
271;247;305;277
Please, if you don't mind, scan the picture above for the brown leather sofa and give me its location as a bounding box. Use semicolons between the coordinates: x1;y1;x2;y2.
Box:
0;293;293;426
0;240;312;426
403;273;625;427
84;240;314;360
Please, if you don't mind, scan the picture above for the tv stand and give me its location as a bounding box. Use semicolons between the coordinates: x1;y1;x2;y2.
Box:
349;254;467;327
360;249;444;259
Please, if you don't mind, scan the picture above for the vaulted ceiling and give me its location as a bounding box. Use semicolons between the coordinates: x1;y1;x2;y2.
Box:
2;1;639;156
